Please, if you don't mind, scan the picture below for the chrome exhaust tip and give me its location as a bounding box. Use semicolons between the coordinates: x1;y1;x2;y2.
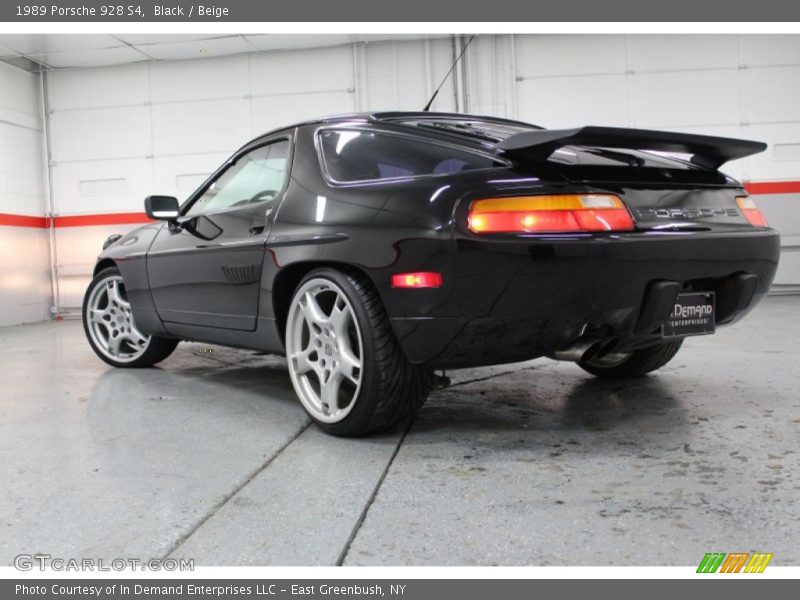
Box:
551;338;603;362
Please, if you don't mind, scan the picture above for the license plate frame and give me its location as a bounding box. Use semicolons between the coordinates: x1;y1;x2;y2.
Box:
662;292;716;338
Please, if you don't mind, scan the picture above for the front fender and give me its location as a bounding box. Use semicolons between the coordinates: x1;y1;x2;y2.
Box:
95;222;168;335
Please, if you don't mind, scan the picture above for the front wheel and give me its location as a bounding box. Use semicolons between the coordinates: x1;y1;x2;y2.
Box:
82;267;178;368
285;268;433;436
577;340;684;379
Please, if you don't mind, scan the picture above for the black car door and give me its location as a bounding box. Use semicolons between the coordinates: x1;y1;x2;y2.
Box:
146;137;291;331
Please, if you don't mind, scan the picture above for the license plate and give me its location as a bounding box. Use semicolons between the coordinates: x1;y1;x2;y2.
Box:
662;292;716;338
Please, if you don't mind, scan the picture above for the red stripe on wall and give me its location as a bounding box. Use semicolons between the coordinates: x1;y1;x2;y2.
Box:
0;212;152;228
0;213;48;228
744;181;800;195
52;212;152;228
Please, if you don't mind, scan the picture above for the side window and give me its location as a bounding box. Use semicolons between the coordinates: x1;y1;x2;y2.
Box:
318;130;502;183
186;140;290;217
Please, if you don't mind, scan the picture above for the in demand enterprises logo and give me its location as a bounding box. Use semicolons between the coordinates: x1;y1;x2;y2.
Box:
697;552;773;573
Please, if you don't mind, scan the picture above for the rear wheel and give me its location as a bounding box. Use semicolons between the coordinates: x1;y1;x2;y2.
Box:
577;340;684;379
285;268;433;436
83;267;178;368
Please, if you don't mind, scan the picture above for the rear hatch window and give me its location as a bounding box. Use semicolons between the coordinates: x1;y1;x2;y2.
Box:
318;129;506;184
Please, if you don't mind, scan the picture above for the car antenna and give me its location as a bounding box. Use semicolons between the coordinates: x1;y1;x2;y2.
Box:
422;35;476;112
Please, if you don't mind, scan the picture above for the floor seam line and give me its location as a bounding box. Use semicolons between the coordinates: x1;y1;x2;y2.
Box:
335;423;411;566
160;421;312;561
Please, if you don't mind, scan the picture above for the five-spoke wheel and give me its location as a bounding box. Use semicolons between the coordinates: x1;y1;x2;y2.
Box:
82;267;178;368
286;277;364;424
285;268;433;436
86;274;151;362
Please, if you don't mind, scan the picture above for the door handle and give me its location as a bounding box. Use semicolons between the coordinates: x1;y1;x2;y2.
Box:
249;225;266;236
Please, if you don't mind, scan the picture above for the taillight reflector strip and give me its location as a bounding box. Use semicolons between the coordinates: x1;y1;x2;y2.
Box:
468;194;634;234
391;272;443;289
736;196;769;227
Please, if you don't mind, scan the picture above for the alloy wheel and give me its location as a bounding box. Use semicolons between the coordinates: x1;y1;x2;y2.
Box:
85;275;151;363
286;277;364;423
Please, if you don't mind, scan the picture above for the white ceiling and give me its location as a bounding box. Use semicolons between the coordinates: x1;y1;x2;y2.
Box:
0;34;444;70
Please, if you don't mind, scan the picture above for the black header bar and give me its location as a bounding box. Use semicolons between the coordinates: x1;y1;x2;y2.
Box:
2;0;800;22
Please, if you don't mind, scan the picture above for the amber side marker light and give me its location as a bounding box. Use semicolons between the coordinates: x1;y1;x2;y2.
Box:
736;196;769;227
468;194;635;234
391;272;443;289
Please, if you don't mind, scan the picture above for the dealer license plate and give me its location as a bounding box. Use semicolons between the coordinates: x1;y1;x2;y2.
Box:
662;292;716;338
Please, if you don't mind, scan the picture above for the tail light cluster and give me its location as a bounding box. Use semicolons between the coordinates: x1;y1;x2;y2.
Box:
736;196;769;227
468;194;635;234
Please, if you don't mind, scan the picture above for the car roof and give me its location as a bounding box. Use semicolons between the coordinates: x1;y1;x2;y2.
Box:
247;111;542;147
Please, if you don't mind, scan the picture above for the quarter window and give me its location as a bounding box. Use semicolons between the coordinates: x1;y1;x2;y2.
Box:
318;130;503;183
186;140;290;216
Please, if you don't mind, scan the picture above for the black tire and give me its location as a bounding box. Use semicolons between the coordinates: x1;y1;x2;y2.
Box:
287;267;433;436
578;340;684;379
82;267;179;368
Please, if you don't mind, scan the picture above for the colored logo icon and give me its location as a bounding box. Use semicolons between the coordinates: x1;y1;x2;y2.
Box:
697;552;773;573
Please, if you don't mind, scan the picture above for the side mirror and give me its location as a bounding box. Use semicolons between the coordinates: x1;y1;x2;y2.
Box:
144;195;180;221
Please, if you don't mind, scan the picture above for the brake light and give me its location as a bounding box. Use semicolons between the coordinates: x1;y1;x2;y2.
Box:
391;272;443;289
468;194;635;234
736;196;768;227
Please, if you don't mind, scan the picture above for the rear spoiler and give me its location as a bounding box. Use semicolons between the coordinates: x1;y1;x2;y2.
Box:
496;126;767;170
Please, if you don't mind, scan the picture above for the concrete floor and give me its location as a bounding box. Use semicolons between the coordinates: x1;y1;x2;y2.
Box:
1;296;798;566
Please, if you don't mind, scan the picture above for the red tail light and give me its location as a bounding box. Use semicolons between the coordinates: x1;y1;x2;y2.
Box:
736;196;768;227
468;194;635;234
391;272;443;289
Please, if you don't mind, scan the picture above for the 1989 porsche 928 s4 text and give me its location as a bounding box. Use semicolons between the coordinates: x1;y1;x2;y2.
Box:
83;112;780;435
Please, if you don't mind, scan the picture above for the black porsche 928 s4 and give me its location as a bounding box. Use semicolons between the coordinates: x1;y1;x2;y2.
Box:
83;112;780;435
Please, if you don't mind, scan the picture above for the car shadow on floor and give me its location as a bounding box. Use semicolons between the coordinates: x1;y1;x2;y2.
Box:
85;351;691;455
106;353;293;394
559;375;686;427
415;369;691;451
85;358;300;426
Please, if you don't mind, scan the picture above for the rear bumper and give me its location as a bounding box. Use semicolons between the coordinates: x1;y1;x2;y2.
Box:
390;229;780;369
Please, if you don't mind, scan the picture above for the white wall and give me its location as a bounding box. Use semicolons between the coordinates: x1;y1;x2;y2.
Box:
503;35;800;180
42;34;800;312
0;62;51;326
